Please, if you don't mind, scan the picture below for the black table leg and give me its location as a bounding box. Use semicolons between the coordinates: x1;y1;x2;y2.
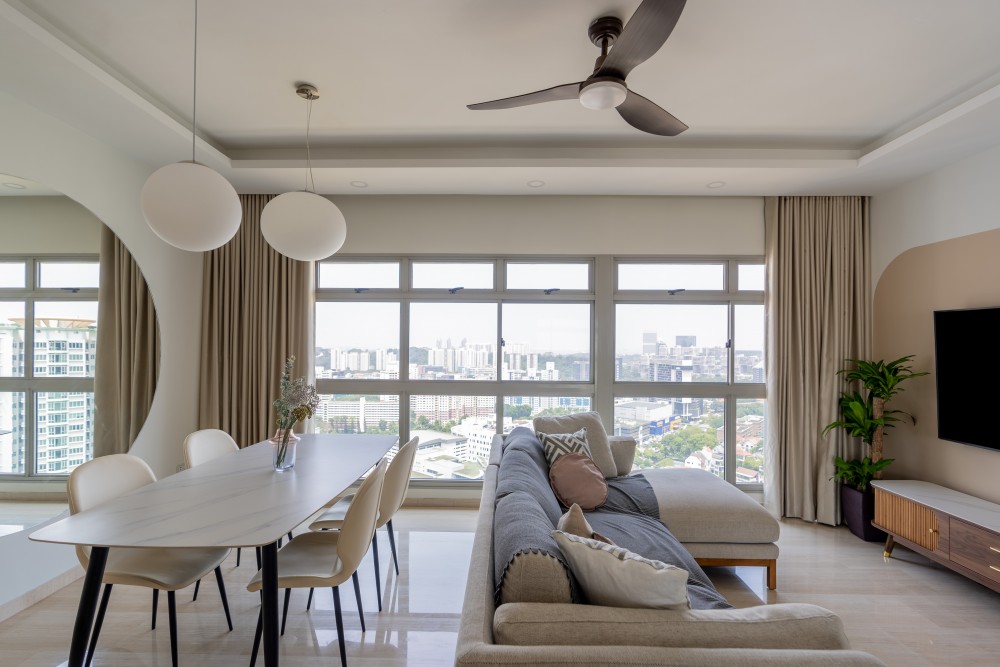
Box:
260;541;279;667
69;546;108;667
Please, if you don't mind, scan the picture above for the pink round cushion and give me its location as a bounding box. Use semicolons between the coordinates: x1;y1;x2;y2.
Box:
548;453;608;511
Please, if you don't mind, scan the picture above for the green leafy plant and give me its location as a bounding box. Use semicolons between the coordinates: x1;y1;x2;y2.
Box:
822;355;928;487
832;456;894;492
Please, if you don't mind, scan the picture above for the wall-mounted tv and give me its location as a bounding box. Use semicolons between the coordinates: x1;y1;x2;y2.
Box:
934;306;1000;451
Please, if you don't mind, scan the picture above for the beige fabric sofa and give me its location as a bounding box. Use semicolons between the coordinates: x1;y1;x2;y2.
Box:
455;434;887;666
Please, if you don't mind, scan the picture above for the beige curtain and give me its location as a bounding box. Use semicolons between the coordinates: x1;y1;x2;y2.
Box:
764;196;871;526
198;194;312;446
93;226;161;457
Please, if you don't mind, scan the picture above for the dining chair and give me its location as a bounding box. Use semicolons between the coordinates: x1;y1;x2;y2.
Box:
68;453;233;667
307;436;418;611
247;456;389;667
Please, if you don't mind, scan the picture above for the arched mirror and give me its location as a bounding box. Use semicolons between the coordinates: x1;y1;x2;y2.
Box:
0;173;159;532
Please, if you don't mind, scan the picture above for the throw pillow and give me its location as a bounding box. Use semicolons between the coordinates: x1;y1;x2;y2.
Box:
548;453;608;511
533;411;618;479
552;529;691;610
538;428;591;467
556;503;615;545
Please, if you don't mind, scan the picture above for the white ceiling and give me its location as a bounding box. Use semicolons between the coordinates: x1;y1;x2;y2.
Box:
3;0;1000;197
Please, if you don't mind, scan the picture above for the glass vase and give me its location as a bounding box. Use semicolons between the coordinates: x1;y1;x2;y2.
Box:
272;435;297;471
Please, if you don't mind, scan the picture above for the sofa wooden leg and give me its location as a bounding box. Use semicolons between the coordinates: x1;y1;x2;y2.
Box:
767;560;777;590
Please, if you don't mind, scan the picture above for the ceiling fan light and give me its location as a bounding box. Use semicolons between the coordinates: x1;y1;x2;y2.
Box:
578;79;628;110
140;161;242;252
260;191;347;262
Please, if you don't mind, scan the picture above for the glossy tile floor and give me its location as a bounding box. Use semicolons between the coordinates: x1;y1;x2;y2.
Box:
2;507;999;666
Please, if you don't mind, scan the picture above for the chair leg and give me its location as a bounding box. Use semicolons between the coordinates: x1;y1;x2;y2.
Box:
352;571;365;632
332;586;347;667
151;588;159;629
167;591;179;667
249;609;262;667
371;534;382;612
236;547;242;567
280;588;291;636
256;546;262;570
214;566;234;631
288;530;294;542
84;583;113;667
306;587;314;611
192;578;200;601
386;519;400;576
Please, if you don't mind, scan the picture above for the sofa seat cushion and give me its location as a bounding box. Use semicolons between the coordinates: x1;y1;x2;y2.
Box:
494;602;852;651
641;467;780;544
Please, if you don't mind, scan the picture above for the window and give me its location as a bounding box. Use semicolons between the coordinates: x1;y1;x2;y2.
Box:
0;257;98;478
315;256;764;487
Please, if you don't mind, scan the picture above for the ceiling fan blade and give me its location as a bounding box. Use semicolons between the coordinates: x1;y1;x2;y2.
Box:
467;82;582;110
596;0;687;80
616;90;688;136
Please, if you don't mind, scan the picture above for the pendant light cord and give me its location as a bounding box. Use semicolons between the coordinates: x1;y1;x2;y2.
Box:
305;96;315;193
191;0;198;163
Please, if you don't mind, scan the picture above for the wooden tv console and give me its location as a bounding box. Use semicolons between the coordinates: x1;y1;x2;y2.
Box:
871;480;1000;594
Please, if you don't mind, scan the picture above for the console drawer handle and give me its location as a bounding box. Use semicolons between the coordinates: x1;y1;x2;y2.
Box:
991;546;1000;554
991;565;1000;574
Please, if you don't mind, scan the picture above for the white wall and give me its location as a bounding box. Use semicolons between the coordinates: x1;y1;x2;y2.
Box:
0;197;101;253
871;143;1000;283
335;195;763;256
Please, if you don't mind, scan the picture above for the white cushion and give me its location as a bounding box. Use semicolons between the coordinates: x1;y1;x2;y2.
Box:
552;530;690;610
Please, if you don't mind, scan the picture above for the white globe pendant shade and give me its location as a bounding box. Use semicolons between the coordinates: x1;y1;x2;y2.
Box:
260;191;347;261
140;162;242;252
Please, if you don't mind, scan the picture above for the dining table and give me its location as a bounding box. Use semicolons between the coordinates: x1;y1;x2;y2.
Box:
29;432;399;667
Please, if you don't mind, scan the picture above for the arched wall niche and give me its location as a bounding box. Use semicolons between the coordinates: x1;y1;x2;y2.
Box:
0;92;203;483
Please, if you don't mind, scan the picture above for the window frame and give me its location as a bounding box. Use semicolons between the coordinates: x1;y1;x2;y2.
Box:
0;254;98;481
314;254;764;490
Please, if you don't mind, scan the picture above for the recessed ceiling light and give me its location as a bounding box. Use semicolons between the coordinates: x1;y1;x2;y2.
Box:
2;182;26;189
706;181;726;189
527;180;546;188
350;181;368;188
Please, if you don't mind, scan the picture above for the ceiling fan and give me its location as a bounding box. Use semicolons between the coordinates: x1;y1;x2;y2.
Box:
467;0;689;137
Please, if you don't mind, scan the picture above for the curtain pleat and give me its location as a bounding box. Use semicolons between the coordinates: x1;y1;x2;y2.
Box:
764;196;871;525
198;194;312;446
93;226;161;457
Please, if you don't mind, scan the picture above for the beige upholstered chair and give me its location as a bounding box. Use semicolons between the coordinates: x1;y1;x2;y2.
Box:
307;436;418;610
69;453;233;667
247;457;389;667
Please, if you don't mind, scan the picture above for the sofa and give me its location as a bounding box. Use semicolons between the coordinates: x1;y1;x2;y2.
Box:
455;423;887;666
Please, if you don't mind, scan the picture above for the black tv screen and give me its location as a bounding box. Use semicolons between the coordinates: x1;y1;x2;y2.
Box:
934;307;1000;451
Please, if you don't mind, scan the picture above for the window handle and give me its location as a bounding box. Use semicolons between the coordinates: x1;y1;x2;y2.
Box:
448;286;464;294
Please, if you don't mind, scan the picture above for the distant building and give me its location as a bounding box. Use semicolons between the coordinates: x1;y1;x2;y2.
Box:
676;335;696;347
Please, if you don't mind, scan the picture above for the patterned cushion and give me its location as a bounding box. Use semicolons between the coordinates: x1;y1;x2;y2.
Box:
538;428;591;467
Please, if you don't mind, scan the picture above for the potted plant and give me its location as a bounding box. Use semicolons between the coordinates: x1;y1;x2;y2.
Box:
822;356;928;541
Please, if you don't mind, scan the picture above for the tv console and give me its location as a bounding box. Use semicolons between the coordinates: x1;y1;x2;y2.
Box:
871;480;1000;594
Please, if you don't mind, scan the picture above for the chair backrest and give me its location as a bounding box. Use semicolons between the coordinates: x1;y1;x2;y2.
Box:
183;429;239;468
337;457;388;574
376;436;419;528
67;453;157;567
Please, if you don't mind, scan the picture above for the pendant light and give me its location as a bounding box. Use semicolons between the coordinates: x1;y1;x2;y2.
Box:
140;0;241;252
260;84;347;262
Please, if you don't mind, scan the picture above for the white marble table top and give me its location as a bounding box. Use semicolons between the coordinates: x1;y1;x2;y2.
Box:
29;434;397;549
871;479;1000;534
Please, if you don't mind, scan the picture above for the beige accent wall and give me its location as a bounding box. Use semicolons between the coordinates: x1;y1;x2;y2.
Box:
873;227;1000;504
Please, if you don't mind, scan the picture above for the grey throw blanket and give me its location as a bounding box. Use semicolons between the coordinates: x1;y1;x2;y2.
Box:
494;427;730;610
